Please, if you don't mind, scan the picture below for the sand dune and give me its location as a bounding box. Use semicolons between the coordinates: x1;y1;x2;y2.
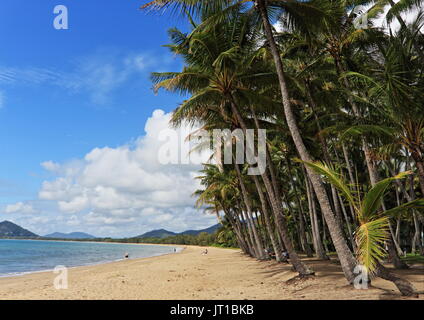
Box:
0;246;422;300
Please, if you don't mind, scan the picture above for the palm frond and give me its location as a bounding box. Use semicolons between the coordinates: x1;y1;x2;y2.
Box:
300;160;358;210
355;216;389;275
360;171;411;222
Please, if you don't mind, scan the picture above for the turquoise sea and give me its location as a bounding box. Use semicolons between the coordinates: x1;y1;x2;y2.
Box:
0;239;179;277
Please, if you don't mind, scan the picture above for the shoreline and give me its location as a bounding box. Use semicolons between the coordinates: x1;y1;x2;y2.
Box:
0;245;422;300
0;248;185;280
0;239;184;279
0;237;184;247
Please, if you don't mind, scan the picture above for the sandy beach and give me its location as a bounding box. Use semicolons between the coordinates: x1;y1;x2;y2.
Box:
0;246;422;300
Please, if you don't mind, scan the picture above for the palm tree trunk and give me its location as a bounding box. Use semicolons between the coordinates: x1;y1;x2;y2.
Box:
231;100;312;274
255;0;356;283
322;216;330;253
342;143;359;222
252;174;284;262
306;175;329;260
306;82;345;229
241;210;258;257
234;163;266;259
237;210;256;257
332;49;380;187
338;192;356;251
412;212;422;254
375;262;418;297
411;154;424;197
395;218;401;245
292;178;313;257
228;214;249;253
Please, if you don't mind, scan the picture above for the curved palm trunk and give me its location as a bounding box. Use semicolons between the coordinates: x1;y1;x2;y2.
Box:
252;175;284;262
294;194;313;256
224;207;250;254
234;162;266;259
286;157;313;256
305;170;329;260
231;101;313;275
242;209;260;257
338;192;356;251
256;0;357;282
237;200;258;257
342;143;360;222
375;262;418;297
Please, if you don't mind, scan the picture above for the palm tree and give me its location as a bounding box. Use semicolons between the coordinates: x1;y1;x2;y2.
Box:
303;160;423;296
343;13;424;195
151;12;314;274
140;0;424;295
253;0;359;282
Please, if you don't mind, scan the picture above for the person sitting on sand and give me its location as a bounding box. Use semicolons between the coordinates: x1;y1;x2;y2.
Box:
201;249;208;255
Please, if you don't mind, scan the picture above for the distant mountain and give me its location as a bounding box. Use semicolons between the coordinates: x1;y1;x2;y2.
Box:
136;224;220;239
44;232;96;239
180;224;220;236
0;221;38;238
137;229;177;239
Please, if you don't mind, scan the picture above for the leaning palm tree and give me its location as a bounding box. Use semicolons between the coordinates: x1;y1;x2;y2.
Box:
151;11;315;274
302;160;424;296
142;0;358;284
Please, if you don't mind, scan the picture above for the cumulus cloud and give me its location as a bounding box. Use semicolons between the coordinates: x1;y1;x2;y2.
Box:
5;202;36;214
41;161;61;172
35;109;216;237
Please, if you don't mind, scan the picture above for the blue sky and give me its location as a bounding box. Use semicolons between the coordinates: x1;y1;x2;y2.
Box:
0;0;217;236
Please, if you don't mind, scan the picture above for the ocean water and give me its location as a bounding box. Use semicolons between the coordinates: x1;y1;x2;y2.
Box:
0;239;179;277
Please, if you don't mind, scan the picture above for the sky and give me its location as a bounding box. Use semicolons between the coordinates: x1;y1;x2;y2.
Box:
0;1;421;238
0;0;217;237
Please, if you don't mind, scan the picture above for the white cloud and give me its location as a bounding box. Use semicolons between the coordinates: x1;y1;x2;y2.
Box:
66;215;81;227
59;52;147;104
0;91;5;109
5;202;36;214
41;160;61;172
273;2;422;33
34;109;216;237
368;1;422;32
0;50;175;105
0;66;62;85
